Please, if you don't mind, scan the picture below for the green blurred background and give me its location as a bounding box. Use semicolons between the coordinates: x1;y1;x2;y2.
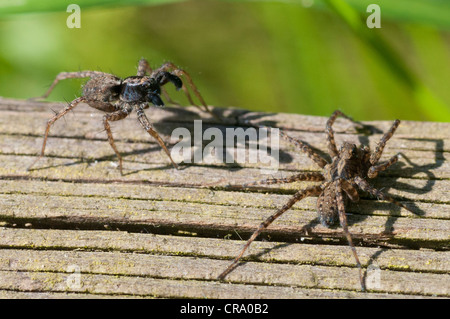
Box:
0;0;449;121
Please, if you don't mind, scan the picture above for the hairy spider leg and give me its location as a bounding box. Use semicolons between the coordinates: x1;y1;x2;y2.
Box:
136;107;179;169
354;176;413;213
103;105;133;175
218;185;323;280
238;171;325;188
335;179;365;291
278;129;329;169
341;179;360;202
200;171;323;189
205;122;327;188
39;71;110;99
155;62;216;117
245;122;328;169
136;59;177;105
326;110;360;158
27;96;87;170
370;120;400;165
136;58;151;77
368;154;400;178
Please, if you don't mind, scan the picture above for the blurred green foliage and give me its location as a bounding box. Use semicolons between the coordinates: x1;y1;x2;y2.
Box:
0;0;449;121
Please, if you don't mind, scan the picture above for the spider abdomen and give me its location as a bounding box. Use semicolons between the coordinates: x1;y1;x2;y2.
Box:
82;75;122;112
317;185;344;227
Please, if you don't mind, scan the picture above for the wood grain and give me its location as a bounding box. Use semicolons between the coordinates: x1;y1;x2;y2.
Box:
0;97;448;298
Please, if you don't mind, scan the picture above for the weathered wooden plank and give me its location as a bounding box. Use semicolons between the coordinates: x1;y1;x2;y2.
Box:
1;107;449;156
1;97;449;138
0;247;448;296
2;247;449;296
1;227;448;298
0;154;448;218
1;270;430;299
0;97;448;298
1;228;448;274
0;101;448;185
0;290;136;299
1;179;447;220
0;189;448;245
1;133;448;177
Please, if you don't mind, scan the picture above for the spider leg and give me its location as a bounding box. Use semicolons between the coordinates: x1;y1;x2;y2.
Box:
135;106;179;169
368;154;400;178
137;58;152;76
354;176;413;213
103;105;133;175
370;120;400;165
38;71;110;100
335;179;365;291
277;129;329;169
201;170;324;189
341;179;360;202
326;110;358;158
28;97;87;171
154;62;215;117
238;171;324;188
218;185;323;280
242;121;328;169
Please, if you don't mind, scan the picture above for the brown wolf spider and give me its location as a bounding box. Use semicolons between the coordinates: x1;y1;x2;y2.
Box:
219;110;413;291
28;58;213;175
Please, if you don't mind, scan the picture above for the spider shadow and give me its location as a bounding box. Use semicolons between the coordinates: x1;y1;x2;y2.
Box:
235;111;325;167
160;103;245;125
152;108;295;173
353;136;443;226
27;144;179;176
352;134;444;277
155;106;246;172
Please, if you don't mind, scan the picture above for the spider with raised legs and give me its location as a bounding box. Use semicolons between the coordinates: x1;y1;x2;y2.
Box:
28;58;213;175
219;110;413;291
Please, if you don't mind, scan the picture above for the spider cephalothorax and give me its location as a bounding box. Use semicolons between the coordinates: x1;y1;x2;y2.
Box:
28;59;212;174
219;111;411;291
120;73;182;106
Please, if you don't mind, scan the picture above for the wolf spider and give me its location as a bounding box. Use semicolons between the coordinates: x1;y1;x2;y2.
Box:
219;110;412;291
28;59;213;174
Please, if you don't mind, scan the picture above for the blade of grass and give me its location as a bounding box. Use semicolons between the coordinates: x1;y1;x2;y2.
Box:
226;0;450;30
332;0;450;31
0;0;184;16
324;0;450;121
